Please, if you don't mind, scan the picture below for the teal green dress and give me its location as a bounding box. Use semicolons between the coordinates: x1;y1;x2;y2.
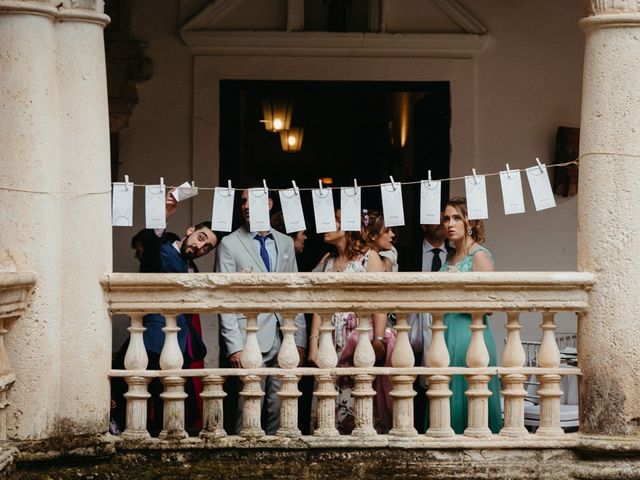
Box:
441;246;502;434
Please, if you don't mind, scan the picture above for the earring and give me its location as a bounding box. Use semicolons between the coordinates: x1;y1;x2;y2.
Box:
468;227;473;237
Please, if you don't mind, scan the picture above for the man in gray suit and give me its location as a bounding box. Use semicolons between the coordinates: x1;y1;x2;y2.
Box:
215;188;306;434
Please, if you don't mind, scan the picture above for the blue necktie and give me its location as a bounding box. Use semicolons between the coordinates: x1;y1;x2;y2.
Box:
255;235;271;272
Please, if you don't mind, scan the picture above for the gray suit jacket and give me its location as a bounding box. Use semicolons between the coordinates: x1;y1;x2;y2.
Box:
215;225;307;356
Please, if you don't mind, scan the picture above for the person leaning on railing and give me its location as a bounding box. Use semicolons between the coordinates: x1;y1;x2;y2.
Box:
113;189;219;437
307;208;395;434
439;196;502;434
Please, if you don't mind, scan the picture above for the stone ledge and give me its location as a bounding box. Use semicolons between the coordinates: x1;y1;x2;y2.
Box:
15;434;116;463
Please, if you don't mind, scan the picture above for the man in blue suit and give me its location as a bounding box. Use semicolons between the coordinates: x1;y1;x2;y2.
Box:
139;191;218;435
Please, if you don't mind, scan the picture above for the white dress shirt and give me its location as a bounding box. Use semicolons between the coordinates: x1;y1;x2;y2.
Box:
421;239;447;272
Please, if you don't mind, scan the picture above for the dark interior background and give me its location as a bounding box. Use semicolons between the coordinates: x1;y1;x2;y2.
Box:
219;80;451;271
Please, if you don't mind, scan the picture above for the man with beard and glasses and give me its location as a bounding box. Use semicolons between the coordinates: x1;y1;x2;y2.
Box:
138;189;218;436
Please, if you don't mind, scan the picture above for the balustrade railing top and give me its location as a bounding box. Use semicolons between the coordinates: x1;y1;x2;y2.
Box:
104;271;592;444
102;272;594;315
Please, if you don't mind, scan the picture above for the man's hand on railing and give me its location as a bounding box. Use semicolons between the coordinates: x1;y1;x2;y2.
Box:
297;346;305;367
229;351;243;368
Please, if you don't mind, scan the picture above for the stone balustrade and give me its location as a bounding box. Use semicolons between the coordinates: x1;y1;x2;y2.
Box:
103;272;592;446
0;273;36;441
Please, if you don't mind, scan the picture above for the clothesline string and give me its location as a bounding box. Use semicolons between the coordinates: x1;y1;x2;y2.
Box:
2;149;638;195
119;159;581;193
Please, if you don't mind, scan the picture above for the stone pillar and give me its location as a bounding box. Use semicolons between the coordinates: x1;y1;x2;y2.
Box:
56;0;112;436
0;0;110;439
578;0;640;435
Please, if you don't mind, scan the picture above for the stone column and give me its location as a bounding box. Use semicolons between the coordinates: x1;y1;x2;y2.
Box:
578;0;640;435
56;0;111;436
0;0;110;439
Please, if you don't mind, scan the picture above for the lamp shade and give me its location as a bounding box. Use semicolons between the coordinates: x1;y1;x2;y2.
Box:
261;99;293;132
280;127;304;153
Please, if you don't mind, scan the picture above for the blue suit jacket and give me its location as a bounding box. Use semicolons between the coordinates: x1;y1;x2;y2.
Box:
143;241;192;354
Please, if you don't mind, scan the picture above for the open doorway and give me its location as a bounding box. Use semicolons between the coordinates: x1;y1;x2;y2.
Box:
219;80;451;271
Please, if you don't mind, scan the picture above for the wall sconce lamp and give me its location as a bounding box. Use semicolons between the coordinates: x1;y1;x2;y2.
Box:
261;99;293;132
280;127;304;153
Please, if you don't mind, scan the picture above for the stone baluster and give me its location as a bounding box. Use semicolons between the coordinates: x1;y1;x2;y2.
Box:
159;314;187;440
536;312;564;436
464;313;492;437
200;375;227;440
122;314;151;440
351;313;377;437
313;314;339;437
389;314;418;439
426;313;454;437
277;314;302;438
500;311;528;437
240;314;265;437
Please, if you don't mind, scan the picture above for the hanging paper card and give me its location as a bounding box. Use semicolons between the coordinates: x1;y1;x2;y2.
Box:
279;189;306;233
464;175;489;220
248;188;270;232
172;181;198;202
499;170;526;215
420;180;441;225
311;189;336;233
526;165;556;211
145;184;166;229
112;182;133;227
211;186;235;232
340;186;361;231
380;183;405;227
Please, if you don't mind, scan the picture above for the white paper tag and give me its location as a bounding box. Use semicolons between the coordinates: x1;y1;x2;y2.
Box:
145;184;166;229
248;188;271;232
499;170;526;215
526;165;556;211
112;182;133;227
380;183;405;227
464;175;489;220
311;189;336;233
211;186;235;232
172;181;198;202
279;189;306;233
340;186;361;231
420;180;441;225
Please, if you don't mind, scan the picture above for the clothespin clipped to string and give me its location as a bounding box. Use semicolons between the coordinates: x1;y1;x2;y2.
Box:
427;170;433;187
160;177;165;188
389;176;398;190
124;175;131;191
292;180;299;195
505;164;512;179
227;179;233;196
535;157;544;173
262;179;268;194
472;169;479;184
352;178;358;194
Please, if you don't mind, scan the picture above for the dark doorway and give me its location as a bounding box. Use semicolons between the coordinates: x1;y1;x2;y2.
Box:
219;80;451;271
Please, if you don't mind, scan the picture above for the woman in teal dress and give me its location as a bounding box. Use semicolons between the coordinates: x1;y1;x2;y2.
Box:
441;197;502;434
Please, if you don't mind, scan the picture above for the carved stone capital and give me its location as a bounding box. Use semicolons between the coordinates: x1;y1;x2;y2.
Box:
586;0;640;16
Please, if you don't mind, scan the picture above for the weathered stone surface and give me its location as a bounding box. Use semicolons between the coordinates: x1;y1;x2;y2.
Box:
9;445;640;479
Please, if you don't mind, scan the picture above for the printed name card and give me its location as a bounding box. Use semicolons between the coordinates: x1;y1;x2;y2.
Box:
526;164;556;211
381;183;405;227
420;180;442;225
145;184;166;229
312;189;336;233
464;174;489;220
172;181;198;202
340;186;362;231
499;170;526;215
248;188;271;232
279;189;306;233
112;182;133;227
211;186;235;232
